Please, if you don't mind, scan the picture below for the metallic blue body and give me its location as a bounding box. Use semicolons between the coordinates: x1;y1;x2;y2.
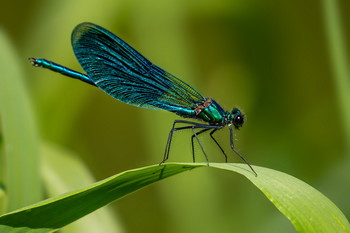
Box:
29;58;95;86
196;99;231;124
29;22;256;176
32;22;237;126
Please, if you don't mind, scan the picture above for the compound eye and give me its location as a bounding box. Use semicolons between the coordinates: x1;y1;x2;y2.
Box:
234;115;244;126
231;108;244;128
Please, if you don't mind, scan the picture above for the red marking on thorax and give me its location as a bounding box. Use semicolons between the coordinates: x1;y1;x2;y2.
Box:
195;98;212;115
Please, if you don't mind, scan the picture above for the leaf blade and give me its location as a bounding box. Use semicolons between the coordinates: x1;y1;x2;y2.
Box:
0;164;203;232
209;163;350;233
0;29;41;210
0;163;349;233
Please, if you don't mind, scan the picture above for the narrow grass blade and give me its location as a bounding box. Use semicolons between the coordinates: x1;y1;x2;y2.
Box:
41;143;125;233
0;164;203;232
209;163;350;233
0;163;348;233
0;29;41;210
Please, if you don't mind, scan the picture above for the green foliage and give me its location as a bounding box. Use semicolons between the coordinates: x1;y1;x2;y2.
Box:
0;163;349;233
0;30;41;210
41;143;124;233
0;1;349;232
0;164;200;232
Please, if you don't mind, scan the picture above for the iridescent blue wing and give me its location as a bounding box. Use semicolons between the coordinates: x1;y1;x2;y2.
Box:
71;22;204;114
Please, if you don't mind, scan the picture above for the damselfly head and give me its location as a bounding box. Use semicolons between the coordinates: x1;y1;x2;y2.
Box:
231;108;244;129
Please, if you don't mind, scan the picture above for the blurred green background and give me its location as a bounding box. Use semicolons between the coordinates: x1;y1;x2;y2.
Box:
0;0;349;232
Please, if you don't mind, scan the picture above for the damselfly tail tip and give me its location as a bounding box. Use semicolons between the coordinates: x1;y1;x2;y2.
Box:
28;57;39;66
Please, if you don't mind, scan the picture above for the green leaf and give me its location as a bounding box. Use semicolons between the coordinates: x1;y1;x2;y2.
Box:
0;163;349;233
209;163;350;233
0;163;202;232
41;142;125;233
0;29;41;210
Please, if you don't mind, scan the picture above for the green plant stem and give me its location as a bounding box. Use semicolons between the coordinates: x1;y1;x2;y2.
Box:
0;30;42;210
322;0;350;153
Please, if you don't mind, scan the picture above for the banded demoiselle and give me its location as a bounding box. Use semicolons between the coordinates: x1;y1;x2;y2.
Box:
30;22;257;176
